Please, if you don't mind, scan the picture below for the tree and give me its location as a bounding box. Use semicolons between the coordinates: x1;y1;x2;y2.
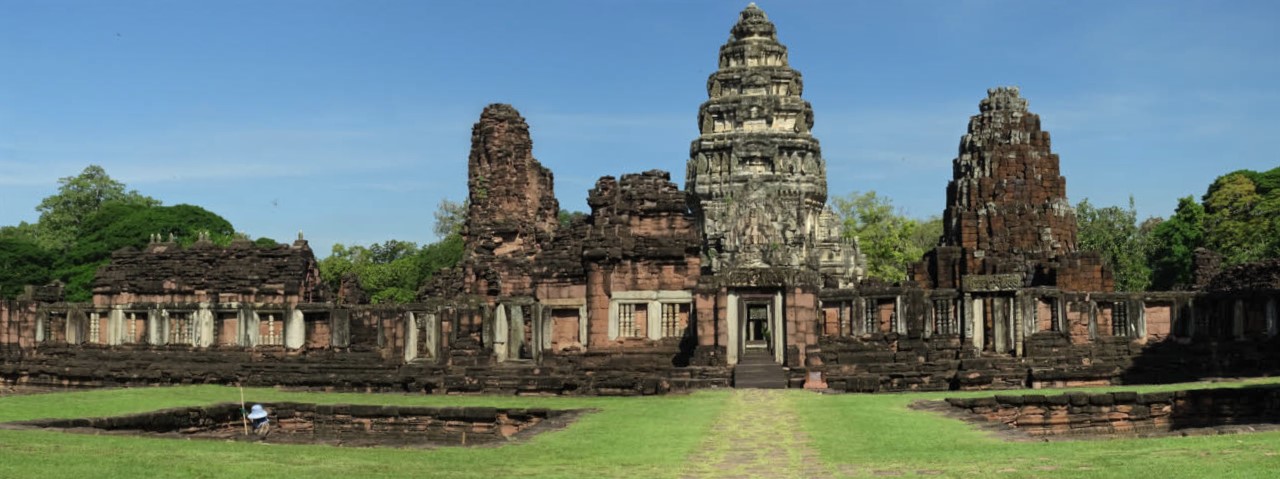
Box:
833;191;932;282
0;237;55;299
318;234;463;304
1201;169;1280;266
558;209;587;229
34;165;160;250
1075;197;1152;291
1147;196;1205;290
433;199;466;239
55;203;235;301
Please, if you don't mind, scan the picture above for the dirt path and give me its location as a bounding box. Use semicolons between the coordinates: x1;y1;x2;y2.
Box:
679;389;837;479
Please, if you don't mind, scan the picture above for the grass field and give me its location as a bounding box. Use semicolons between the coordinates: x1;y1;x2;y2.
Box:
0;379;1278;478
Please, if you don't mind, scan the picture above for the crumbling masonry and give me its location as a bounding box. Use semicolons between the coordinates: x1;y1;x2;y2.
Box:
3;4;1279;395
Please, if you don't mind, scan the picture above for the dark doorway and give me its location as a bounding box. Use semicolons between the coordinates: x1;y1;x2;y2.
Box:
745;303;770;350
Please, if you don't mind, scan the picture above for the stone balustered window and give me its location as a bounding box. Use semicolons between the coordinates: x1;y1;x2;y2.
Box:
260;313;283;346
661;303;683;338
933;300;955;335
863;301;877;334
89;312;101;344
617;303;638;338
125;312;146;344
1111;302;1131;337
1050;300;1061;332
168;312;195;345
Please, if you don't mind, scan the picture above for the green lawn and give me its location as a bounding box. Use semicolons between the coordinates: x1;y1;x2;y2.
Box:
1;380;1278;478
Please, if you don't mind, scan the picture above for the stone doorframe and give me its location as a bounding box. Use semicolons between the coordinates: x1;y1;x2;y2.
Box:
726;290;784;366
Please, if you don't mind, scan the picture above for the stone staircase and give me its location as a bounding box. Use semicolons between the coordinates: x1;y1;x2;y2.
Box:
733;348;788;389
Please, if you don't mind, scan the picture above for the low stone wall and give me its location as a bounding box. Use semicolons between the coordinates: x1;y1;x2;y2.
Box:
6;402;579;447
0;345;730;396
942;385;1280;437
815;333;1280;393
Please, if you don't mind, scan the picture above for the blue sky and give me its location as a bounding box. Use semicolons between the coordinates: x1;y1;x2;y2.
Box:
3;1;1278;256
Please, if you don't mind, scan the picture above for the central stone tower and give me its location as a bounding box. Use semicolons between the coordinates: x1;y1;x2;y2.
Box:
686;3;858;284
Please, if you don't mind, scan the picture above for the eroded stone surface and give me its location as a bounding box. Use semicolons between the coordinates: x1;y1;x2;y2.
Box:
913;87;1112;292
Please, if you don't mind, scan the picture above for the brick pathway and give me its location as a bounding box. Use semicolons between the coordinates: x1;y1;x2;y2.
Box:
679;389;836;479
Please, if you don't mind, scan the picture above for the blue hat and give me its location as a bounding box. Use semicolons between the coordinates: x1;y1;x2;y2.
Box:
247;404;268;420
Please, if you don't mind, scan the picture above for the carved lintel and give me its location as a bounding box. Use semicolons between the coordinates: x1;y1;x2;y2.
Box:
962;273;1023;292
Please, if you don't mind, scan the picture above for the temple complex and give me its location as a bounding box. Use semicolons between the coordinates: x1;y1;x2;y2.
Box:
3;4;1279;395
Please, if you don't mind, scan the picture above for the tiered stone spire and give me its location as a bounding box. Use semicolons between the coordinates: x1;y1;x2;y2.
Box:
686;4;858;283
915;87;1112;291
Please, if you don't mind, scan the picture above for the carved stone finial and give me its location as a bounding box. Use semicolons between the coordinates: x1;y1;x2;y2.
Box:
297;230;304;241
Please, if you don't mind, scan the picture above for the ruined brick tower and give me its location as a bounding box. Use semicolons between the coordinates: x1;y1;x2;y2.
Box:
914;87;1112;292
460;104;561;297
686;3;860;284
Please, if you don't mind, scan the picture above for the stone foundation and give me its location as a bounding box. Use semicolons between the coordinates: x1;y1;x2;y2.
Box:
940;385;1280;439
4;402;583;447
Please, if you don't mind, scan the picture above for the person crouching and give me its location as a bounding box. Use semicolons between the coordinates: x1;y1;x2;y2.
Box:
246;404;271;437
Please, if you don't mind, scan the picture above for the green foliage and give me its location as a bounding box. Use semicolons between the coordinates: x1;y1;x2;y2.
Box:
833;191;935;282
1147;196;1206;290
0;237;56;299
34;165;160;251
1075;197;1153;291
1201;169;1280;265
318;234;464;304
55;203;236;301
432;198;467;239
254;237;279;248
558;209;587;228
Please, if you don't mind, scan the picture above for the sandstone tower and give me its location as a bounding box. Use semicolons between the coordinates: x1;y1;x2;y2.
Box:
686;3;860;285
460;104;561;297
914;87;1112;292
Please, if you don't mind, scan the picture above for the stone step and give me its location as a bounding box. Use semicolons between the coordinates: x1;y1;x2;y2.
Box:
733;351;788;389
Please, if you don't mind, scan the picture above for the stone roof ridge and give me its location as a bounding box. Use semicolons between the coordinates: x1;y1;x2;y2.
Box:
731;3;777;41
979;86;1029;113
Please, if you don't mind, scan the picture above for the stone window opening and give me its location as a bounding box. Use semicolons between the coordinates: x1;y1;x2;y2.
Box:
933;300;956;335
1050;299;1060;332
40;313;68;344
1111;302;1131;337
259;313;283;346
304;312;331;349
618;303;639;338
168;312;195;345
89;312;101;344
215;312;239;346
863;301;877;335
661;303;688;338
125;311;147;344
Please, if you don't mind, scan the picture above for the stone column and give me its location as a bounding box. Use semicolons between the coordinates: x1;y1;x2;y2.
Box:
423;311;438;360
578;305;588;347
727;291;740;366
196;306;215;348
150;308;164;346
404;313;419;362
606;300;619;340
1013;293;1024;357
970;295;983;350
108;308;124;346
648;300;662;340
493;304;508;362
285;309;305;349
1233;299;1245;340
1266;298;1277;338
1135;299;1147;341
773;291;784;364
